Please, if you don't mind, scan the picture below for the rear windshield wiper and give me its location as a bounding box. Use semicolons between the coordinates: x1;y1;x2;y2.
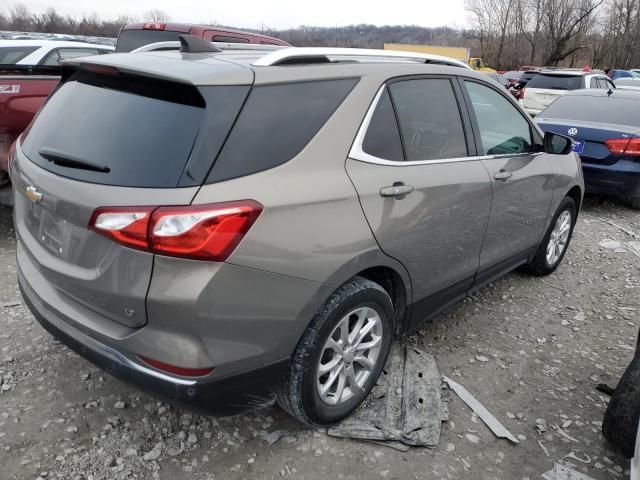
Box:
39;147;110;173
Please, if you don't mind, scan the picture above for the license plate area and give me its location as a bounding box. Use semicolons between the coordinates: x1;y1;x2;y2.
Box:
572;140;585;154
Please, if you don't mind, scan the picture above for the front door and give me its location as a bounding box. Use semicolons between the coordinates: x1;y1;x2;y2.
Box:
461;80;553;279
346;77;493;322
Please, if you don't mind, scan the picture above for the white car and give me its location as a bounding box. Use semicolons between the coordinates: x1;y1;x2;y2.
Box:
520;69;615;116
0;40;113;66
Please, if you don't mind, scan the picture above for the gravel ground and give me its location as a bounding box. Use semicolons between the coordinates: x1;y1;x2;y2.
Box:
0;196;638;480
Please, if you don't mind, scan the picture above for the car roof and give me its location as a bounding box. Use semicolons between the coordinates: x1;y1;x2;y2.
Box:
0;39;114;49
121;22;285;43
537;69;591;76
561;88;640;99
64;48;488;87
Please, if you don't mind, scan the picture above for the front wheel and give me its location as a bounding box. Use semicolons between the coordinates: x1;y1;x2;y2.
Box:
278;277;394;425
525;196;577;276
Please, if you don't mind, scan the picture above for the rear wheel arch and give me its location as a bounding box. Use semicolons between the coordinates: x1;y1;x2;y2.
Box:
566;185;583;212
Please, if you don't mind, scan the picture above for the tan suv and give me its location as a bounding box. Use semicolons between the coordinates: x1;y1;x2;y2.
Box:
12;40;583;424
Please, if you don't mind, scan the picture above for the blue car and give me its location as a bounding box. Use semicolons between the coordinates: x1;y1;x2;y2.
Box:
536;89;640;208
608;69;640;81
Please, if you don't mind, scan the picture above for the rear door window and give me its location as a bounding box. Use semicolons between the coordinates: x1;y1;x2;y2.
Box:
388;78;468;161
0;46;39;64
21;71;248;188
527;74;582;90
362;88;404;161
207;79;358;183
465;81;533;155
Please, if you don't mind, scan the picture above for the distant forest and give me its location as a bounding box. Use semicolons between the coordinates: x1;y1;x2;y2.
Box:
2;2;639;70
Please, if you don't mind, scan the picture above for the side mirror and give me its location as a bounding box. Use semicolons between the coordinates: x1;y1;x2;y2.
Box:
544;131;573;155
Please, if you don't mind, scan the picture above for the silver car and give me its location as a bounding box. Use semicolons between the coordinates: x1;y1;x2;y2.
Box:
11;41;584;425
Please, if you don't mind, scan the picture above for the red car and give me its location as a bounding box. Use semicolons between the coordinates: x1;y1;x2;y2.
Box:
115;23;291;52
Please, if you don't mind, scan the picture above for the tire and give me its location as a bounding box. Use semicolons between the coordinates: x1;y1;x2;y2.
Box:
278;276;394;425
630;198;640;210
603;353;640;458
525;196;577;276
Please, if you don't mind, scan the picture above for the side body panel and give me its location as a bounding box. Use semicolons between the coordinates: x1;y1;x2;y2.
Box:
479;153;554;269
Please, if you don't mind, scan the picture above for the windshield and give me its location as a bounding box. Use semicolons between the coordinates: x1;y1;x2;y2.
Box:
116;29;186;52
0;46;39;64
540;95;640;126
527;74;582;90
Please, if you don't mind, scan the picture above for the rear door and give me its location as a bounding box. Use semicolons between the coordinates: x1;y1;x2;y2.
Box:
12;68;248;328
461;79;552;278
346;77;493;320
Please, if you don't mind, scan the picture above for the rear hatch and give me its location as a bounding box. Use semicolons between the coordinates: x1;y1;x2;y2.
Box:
13;57;251;328
523;74;582;112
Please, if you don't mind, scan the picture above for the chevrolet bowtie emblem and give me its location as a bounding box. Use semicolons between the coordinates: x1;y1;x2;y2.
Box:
25;185;43;203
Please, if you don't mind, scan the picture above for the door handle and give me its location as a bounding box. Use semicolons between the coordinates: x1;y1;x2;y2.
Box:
493;170;513;181
380;183;414;199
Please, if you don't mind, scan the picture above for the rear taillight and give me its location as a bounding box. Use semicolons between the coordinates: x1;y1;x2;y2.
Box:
143;22;166;30
605;138;640;156
518;88;526;100
88;201;262;261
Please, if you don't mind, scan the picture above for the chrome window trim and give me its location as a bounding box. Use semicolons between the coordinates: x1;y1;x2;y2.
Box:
349;83;543;167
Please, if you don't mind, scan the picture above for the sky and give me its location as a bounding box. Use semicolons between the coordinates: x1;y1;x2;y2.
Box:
12;0;469;30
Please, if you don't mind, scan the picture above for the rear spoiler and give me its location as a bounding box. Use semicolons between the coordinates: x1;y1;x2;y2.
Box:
0;64;61;77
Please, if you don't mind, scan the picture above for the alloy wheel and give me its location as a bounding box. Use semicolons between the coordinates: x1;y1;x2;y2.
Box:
316;307;383;406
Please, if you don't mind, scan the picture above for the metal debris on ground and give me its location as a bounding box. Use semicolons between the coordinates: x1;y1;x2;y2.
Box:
541;462;597;480
443;376;519;443
327;344;447;449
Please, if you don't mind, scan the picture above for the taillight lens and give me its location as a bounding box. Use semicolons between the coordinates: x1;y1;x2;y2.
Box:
605;138;640;156
150;201;262;261
143;22;166;30
88;201;262;261
518;88;526;100
89;207;154;250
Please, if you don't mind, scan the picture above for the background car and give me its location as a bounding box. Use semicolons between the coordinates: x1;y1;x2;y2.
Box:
614;77;640;91
0;40;114;184
510;70;538;98
536;89;640;208
608;69;640;81
521;69;615;116
483;71;510;88
0;39;113;65
115;22;290;52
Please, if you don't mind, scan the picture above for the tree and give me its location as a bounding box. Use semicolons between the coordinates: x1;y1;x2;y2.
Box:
143;9;170;23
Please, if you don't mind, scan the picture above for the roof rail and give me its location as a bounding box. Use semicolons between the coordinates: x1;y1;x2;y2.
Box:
251;47;472;69
131;41;284;53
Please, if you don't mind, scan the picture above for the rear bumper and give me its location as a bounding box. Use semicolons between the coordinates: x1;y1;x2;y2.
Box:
582;159;640;198
19;271;290;416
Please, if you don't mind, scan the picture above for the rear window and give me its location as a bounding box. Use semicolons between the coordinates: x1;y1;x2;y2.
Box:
0;46;39;64
527;74;582;90
116;29;185;52
207;78;358;183
21;71;249;188
539;95;640;126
